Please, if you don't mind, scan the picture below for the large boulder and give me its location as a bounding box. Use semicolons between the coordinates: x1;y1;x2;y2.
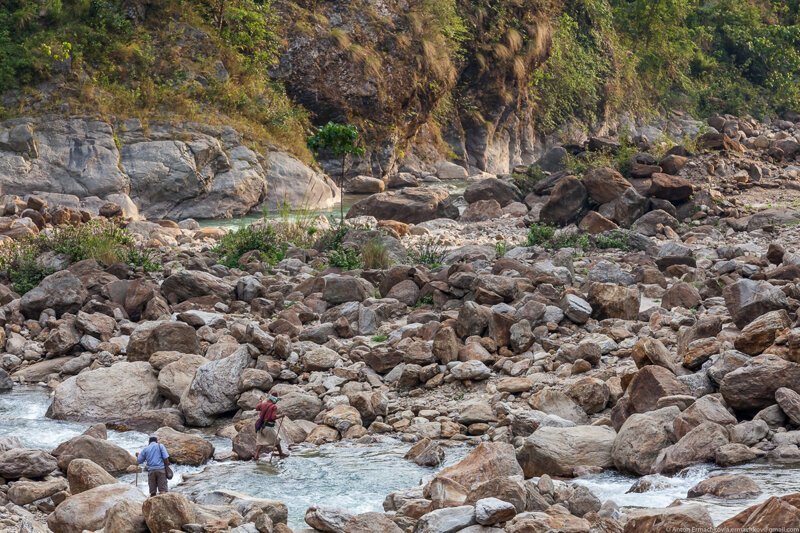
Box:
154;427;214;466
719;493;800;529
47;483;146;533
647;173;693;202
181;346;252;426
142;492;196;533
720;355;800;414
0;448;57;479
127;321;200;362
463;178;522;207
539;176;587;226
623;504;713;532
48;362;161;422
734;310;791;355
672;394;736;440
415;506;476;533
20;270;88;319
587;282;640;320
582;167;631;204
428;443;522;491
158;354;208;403
261;150;340;211
161;270;234;304
627;365;691;415
612;406;680;476
278;392;323;421
7;478;69;506
724;279;789;329
346;187;458;224
322;275;370;304
688;474;761;499
67;458;118;494
103;499;147;533
52;435;136;474
653;422;730;474
517;426;616;477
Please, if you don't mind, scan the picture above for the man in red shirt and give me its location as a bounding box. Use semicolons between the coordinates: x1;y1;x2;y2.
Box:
254;393;288;462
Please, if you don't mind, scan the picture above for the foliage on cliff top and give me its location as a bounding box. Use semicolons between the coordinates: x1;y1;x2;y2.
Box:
0;0;311;158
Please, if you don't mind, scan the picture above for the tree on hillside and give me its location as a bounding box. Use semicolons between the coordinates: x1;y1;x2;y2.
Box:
307;122;365;224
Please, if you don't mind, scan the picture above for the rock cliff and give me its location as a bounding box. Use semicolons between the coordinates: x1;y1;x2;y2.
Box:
0;117;339;220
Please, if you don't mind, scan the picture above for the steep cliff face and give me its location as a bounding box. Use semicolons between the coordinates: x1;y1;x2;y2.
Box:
0;118;339;220
273;0;463;177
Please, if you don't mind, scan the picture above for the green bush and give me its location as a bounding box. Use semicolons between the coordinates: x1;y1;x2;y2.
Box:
328;246;362;270
362;238;391;270
526;223;556;247
213;224;286;268
592;230;630;250
0;219;158;294
407;240;447;268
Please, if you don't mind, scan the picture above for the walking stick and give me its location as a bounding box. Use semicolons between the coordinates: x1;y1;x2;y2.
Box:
135;466;139;487
271;417;286;462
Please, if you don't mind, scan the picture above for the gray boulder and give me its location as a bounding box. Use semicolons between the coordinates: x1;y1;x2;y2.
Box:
20;270;88;319
181;346;253;426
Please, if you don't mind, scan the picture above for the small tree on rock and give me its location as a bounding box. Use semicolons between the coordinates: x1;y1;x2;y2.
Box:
307;122;365;224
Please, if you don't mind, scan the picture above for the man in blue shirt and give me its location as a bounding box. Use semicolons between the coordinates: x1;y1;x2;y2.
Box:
137;436;171;496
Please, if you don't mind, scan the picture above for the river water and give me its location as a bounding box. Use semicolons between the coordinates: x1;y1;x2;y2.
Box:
3;386;800;528
197;179;472;230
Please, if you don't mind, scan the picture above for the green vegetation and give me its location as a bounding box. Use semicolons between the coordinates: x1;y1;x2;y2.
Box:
527;223;630;251
371;334;388;343
0;220;159;294
495;240;508;258
213;223;286;268
307;122;366;223
362;238;391;270
328;246;362;270
532;0;800;131
407;239;447;269
512;165;547;194
565;134;639;177
0;0;309;156
415;294;434;307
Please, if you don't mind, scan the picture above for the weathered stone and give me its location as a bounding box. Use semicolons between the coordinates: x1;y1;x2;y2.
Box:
347;187;458;224
528;387;588;424
405;438;445;467
623;504;713;532
776;387;800;425
429;443;522;491
672;394;736;440
627;365;691;415
49;361;160;422
48;483;146;533
20;270;87;319
612;406;680;476
734;310;790;355
517;426;616;477
724;279;789;329
539;176;587;226
142;492;196;533
648;173;693;202
415;506;476;533
181;346;252;426
154;427;214;465
587;282;640;320
52;435;135;474
653;422;730;474
583;167;631;204
720;355;800;414
464;178;522;207
161;270;234;304
67;458;117;494
127;321;200;362
8;478;68;505
475;498;516;526
688;474;761;499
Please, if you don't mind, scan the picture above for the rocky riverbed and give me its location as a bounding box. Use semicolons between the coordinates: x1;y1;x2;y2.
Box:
2;112;800;531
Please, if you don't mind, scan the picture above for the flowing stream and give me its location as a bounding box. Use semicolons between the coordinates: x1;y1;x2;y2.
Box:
4;385;800;528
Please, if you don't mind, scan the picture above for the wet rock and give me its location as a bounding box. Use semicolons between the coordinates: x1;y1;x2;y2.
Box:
688;474;761;499
304;505;355;532
49;361;160;422
405;438;444;467
517;426;615;477
48;483;146;533
430;443;522;491
716;443;763;467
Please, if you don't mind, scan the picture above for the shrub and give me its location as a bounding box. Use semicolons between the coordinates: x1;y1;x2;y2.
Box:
0;219;157;294
592;230;630;250
362;238;391;270
512;165;548;195
328;246;362;270
314;223;349;253
213;223;286;268
407;239;446;268
371;334;388;343
526;223;556;247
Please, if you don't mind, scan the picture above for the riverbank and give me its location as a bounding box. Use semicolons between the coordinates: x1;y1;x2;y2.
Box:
1;112;800;531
